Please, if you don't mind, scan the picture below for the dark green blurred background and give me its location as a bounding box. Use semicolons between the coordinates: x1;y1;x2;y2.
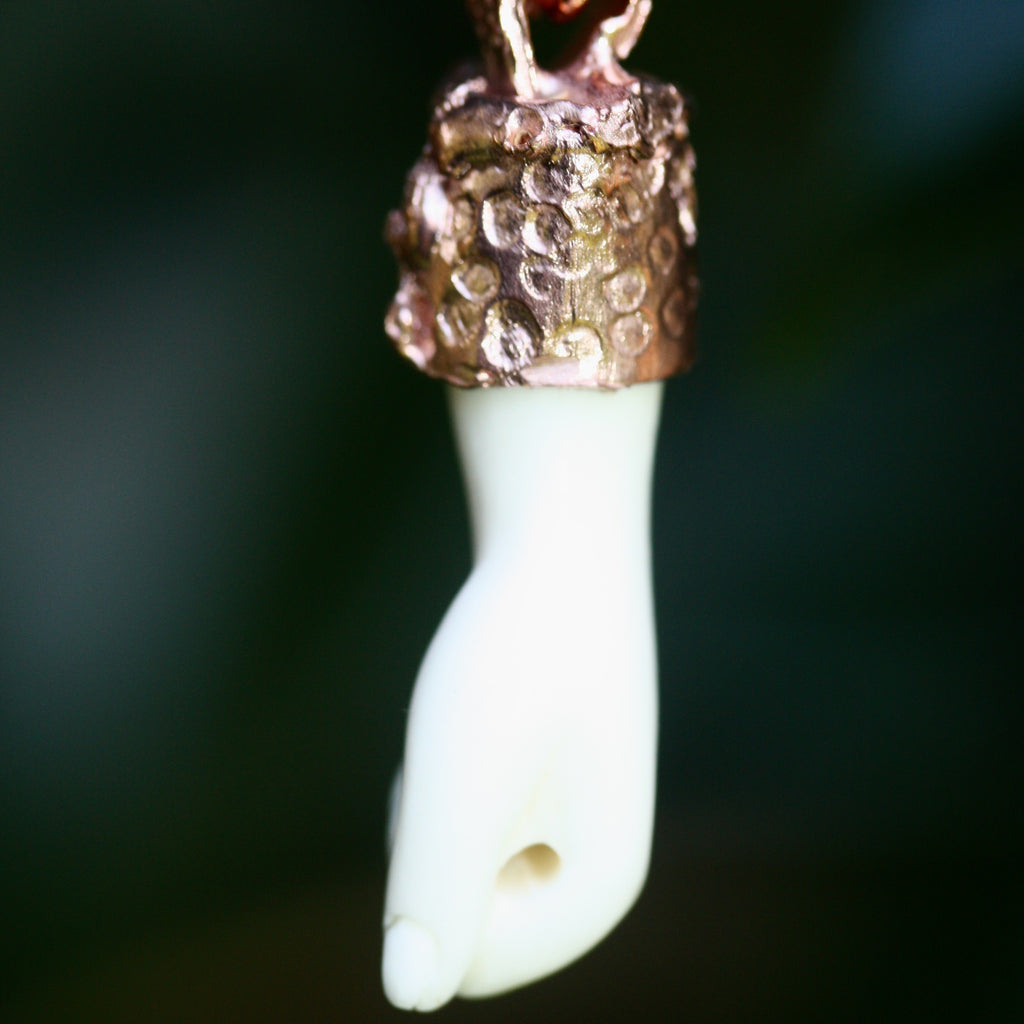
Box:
1;2;1021;1020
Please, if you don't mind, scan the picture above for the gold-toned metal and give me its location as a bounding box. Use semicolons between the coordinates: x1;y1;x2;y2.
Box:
385;0;697;388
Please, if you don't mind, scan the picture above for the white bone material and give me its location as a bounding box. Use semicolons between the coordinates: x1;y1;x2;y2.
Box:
383;382;663;1010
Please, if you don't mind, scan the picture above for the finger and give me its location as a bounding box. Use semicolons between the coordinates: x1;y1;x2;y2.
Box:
382;649;554;1010
459;720;658;997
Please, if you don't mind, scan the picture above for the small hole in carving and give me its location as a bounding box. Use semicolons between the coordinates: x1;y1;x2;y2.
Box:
496;843;562;892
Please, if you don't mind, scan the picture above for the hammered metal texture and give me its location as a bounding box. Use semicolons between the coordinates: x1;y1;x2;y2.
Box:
385;6;697;387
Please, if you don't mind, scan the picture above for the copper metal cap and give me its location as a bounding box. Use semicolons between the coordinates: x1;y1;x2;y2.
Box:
385;0;697;388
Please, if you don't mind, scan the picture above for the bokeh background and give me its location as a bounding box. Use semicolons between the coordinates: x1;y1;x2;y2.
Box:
2;2;1021;1020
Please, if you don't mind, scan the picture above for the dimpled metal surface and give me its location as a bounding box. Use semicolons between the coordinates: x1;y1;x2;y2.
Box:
385;0;697;387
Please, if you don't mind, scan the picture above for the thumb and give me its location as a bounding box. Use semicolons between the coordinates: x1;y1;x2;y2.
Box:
382;716;540;1012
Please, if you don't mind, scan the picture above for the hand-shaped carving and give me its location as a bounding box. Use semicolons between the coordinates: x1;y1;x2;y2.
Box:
382;385;663;1009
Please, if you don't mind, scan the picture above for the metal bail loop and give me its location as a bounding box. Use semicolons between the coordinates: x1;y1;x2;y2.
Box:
464;0;653;97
